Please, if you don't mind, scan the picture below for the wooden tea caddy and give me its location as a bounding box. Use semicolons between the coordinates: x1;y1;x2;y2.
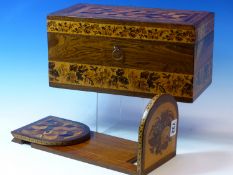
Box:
12;4;214;175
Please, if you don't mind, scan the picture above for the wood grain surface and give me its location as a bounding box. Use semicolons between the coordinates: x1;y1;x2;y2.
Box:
48;33;194;74
13;132;138;175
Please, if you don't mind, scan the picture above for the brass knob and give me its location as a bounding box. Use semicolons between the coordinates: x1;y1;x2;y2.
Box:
112;46;123;61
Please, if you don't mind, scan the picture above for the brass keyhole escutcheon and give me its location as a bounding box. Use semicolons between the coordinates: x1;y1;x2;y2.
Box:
112;46;124;61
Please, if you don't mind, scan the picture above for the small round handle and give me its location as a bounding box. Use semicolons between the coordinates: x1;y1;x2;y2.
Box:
112;46;124;61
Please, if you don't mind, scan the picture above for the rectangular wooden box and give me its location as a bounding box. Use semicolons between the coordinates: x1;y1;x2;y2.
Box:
47;4;214;102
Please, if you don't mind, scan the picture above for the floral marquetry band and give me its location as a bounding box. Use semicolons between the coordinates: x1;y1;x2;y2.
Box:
49;61;193;99
47;20;195;43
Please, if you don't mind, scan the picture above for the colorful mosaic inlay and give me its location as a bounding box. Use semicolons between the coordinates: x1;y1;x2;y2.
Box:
11;116;90;146
49;61;193;98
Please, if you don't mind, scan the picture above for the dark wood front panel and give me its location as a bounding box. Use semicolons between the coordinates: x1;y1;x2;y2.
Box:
48;33;194;74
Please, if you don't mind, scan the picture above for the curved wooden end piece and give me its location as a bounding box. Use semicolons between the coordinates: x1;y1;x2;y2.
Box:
137;94;178;175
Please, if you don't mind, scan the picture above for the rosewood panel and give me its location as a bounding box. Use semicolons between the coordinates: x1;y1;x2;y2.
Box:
48;33;194;74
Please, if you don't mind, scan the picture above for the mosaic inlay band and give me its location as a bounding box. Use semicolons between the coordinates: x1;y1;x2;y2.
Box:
49;61;193;98
47;19;195;43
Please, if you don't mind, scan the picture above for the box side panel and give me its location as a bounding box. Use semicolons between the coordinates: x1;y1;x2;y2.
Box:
193;31;214;101
193;13;214;100
195;12;215;42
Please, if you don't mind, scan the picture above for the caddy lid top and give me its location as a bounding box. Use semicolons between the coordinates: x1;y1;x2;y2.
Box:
48;3;212;26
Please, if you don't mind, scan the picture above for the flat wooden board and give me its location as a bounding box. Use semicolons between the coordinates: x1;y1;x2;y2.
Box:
11;116;90;146
13;132;138;175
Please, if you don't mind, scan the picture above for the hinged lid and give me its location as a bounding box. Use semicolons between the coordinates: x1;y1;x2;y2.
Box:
47;3;214;43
